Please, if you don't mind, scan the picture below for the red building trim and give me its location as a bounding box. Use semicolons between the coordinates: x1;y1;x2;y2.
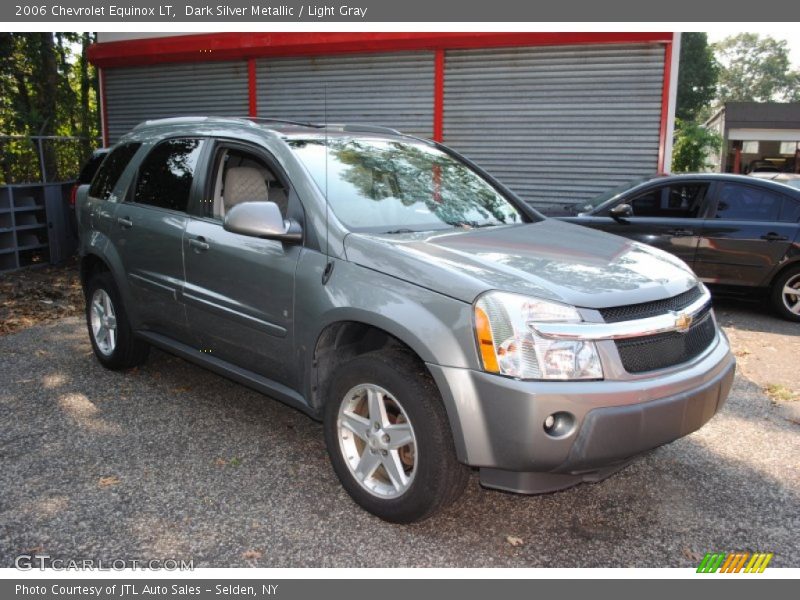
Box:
88;32;672;68
433;49;445;142
99;67;109;147
93;32;676;157
248;58;258;117
657;41;673;174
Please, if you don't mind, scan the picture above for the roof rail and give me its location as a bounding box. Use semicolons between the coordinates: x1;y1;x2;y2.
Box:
340;124;403;136
131;116;405;136
244;117;325;128
132;116;238;130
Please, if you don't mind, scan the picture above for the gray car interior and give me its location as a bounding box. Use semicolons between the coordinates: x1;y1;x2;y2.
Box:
213;149;288;218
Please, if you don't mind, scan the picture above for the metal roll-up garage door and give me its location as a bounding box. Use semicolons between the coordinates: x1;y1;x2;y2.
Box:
443;44;665;208
104;61;249;143
257;52;435;138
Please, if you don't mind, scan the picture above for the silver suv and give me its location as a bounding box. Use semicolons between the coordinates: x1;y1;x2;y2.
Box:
77;117;735;522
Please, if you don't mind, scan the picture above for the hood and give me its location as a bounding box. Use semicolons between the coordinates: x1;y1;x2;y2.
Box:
343;220;698;308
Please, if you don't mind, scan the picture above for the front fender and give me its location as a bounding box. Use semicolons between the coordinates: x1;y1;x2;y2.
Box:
294;252;479;459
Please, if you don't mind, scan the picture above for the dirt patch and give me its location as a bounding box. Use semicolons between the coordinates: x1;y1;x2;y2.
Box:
0;259;83;336
715;300;800;400
714;299;800;424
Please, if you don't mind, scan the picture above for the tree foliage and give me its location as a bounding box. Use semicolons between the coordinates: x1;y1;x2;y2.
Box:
672;119;722;173
714;33;800;103
676;32;720;122
0;32;100;184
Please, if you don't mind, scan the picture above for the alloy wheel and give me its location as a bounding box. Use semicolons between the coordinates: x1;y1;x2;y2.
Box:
337;383;418;499
90;288;117;356
782;274;800;316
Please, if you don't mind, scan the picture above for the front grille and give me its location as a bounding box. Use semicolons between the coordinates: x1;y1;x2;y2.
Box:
599;285;703;323
615;306;716;373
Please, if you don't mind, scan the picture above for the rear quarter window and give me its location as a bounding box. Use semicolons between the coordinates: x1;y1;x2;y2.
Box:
88;143;141;200
78;152;108;184
779;196;800;223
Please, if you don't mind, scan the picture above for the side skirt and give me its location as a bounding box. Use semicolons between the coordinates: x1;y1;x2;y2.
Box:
135;330;318;419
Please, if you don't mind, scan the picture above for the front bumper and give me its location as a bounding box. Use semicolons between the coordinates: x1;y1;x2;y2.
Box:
427;332;735;494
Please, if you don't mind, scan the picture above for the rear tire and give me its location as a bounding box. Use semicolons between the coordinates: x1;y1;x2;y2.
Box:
771;265;800;322
323;348;470;523
85;272;149;370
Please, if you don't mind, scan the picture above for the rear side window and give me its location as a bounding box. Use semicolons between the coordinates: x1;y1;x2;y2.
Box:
88;143;140;200
779;197;800;223
715;184;783;221
134;138;204;212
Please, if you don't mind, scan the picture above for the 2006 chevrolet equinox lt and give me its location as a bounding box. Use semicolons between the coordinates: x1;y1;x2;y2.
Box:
76;117;736;522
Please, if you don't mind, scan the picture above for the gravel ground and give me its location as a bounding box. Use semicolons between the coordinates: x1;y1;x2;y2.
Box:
0;308;798;568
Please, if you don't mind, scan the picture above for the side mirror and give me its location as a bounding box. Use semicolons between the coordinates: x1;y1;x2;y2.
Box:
609;203;633;221
223;201;302;243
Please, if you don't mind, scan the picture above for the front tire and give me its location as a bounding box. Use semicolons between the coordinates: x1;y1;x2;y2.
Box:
771;266;800;322
323;349;470;523
85;272;149;370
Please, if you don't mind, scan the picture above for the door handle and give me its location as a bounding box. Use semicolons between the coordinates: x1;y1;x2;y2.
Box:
667;228;694;237
761;232;788;242
189;237;210;252
116;216;133;229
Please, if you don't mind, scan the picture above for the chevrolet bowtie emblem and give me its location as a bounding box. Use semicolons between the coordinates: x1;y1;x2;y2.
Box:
674;313;693;332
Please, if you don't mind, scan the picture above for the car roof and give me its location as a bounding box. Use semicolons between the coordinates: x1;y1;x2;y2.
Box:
628;172;800;195
584;172;800;214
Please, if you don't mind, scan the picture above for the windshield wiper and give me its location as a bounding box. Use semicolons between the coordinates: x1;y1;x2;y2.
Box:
382;228;419;234
447;221;500;229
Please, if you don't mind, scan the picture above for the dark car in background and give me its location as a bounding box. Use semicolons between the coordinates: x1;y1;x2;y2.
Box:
551;174;800;321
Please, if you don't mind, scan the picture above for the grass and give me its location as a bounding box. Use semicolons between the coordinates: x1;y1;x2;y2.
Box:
764;384;798;403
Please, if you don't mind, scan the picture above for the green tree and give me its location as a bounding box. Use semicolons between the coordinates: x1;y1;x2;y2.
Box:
0;32;100;184
676;32;719;122
672;119;722;172
714;33;800;103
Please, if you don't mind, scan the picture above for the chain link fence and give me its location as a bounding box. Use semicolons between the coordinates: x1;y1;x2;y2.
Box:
0;135;103;185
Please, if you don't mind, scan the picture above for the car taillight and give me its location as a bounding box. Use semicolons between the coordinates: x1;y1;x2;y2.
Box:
69;184;79;207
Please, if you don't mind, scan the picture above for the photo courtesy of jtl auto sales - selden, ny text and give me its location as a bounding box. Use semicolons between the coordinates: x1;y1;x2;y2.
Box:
1;0;799;597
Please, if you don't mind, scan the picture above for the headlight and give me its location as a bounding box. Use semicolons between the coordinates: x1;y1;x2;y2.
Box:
474;291;603;380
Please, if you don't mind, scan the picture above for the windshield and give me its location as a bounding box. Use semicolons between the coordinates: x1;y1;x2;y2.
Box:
582;176;654;210
287;136;526;233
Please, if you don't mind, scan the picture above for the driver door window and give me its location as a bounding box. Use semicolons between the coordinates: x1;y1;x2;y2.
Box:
209;147;288;220
629;183;707;218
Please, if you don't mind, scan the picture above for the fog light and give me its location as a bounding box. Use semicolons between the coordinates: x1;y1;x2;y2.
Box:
543;412;575;437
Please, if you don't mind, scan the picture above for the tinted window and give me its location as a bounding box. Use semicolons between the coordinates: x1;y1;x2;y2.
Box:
629;183;707;218
715;184;782;221
780;197;800;223
134;139;204;212
79;151;108;184
88;143;140;200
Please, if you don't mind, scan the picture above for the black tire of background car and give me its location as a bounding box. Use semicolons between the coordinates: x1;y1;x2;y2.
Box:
771;265;800;323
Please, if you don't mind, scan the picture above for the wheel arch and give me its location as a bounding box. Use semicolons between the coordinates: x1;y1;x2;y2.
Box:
768;256;800;290
309;315;471;462
79;240;137;327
